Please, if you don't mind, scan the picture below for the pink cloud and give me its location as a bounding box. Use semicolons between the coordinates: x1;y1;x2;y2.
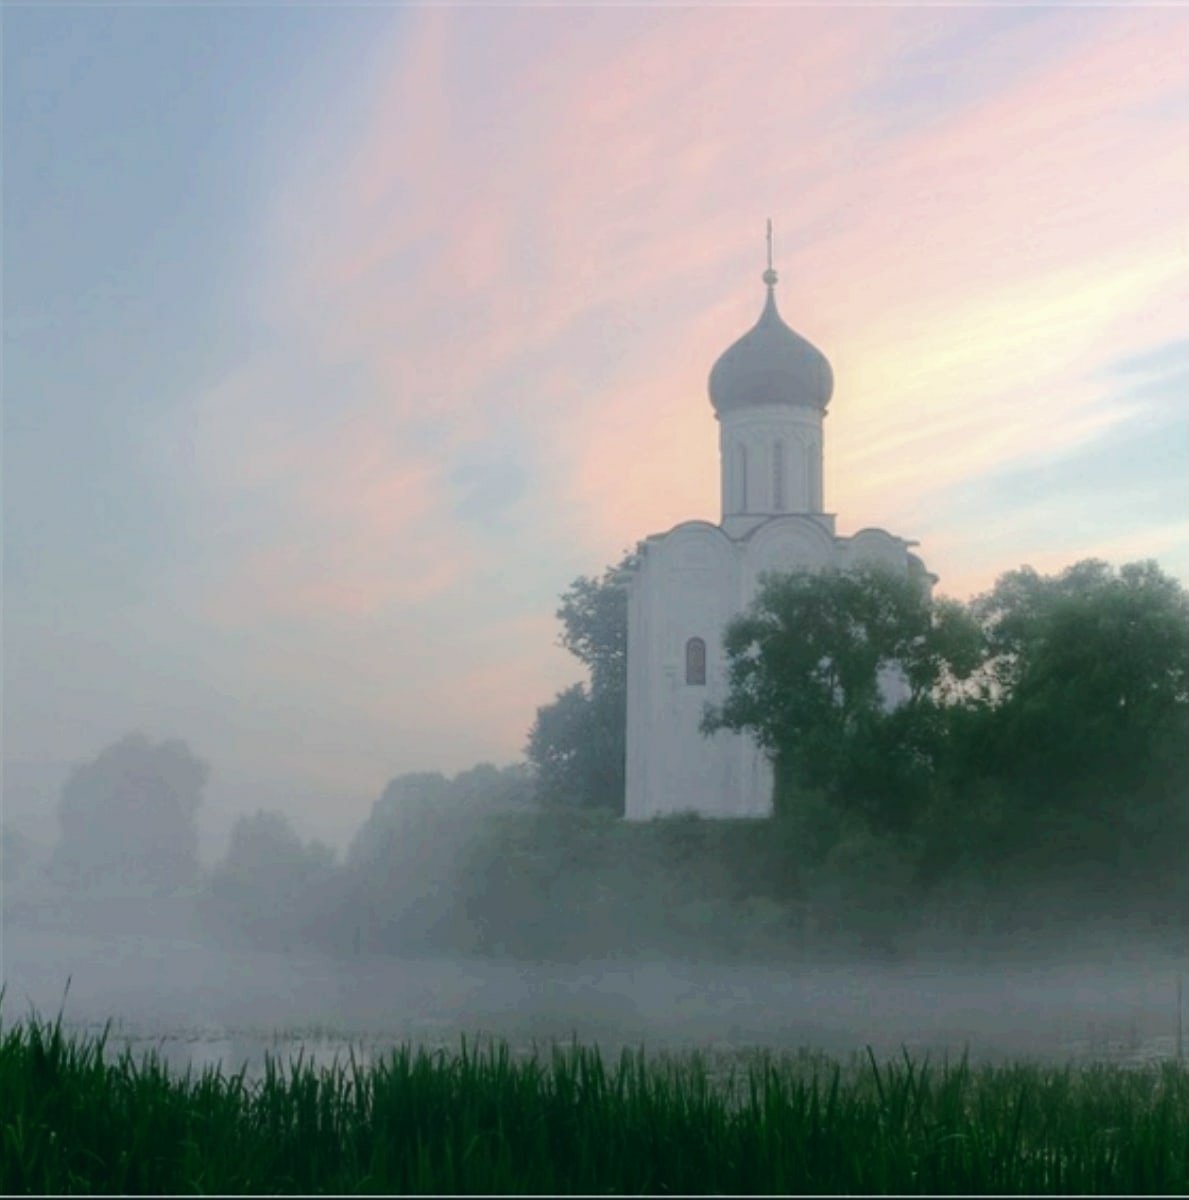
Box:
929;516;1189;605
169;5;1187;791
437;612;582;751
245;6;1184;589
163;351;479;626
519;8;1189;555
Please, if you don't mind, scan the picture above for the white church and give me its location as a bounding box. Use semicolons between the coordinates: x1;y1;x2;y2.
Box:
623;237;932;821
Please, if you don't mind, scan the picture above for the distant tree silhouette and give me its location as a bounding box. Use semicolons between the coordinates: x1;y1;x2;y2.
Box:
343;764;535;954
203;809;337;945
49;733;208;894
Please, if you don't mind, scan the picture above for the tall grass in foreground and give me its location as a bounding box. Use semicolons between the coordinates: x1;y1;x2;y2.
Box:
5;1011;1189;1194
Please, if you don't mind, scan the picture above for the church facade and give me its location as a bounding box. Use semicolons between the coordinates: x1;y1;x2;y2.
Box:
623;254;931;821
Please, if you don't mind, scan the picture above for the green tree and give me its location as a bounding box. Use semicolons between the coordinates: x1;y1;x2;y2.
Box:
555;564;631;695
526;683;625;810
346;765;533;877
703;565;979;835
205;810;336;935
345;765;534;954
49;733;208;894
968;558;1189;874
526;551;638;812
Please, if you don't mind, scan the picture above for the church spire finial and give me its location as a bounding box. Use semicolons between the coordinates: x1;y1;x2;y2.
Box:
762;218;778;287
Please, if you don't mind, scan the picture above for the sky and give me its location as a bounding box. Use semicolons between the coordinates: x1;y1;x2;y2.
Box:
4;2;1188;857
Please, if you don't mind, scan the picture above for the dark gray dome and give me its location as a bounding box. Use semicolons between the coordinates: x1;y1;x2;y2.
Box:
708;281;833;414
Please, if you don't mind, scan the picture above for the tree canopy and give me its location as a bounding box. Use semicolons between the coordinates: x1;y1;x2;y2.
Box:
704;556;1189;886
702;564;980;832
525;550;637;811
50;732;208;894
963;559;1189;870
555;564;631;696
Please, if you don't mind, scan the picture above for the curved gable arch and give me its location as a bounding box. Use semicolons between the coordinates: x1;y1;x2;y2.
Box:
743;515;839;595
650;520;736;573
747;514;837;562
845;527;908;571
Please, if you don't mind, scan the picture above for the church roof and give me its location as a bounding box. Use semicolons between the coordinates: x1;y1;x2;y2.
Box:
708;269;833;415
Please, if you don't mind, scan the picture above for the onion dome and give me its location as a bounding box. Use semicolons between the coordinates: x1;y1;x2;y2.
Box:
708;266;834;415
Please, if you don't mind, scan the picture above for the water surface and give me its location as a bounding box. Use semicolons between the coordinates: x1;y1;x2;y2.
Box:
5;924;1185;1080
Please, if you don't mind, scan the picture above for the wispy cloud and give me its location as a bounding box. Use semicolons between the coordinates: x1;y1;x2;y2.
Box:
165;1;1187;634
113;3;1188;821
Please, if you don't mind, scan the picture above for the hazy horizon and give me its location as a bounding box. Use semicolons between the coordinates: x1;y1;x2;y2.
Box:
5;4;1187;854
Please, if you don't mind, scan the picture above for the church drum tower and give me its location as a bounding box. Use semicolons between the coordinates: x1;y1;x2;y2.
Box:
623;229;929;821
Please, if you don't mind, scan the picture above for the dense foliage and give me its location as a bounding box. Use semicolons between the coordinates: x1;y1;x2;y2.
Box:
342;764;535;955
962;560;1189;878
48;733;208;895
703;564;981;834
707;558;1189;909
525;683;626;811
200;811;338;948
8;1012;1189;1195
525;550;637;812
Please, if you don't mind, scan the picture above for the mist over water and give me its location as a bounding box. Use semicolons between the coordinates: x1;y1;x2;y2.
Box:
4;917;1185;1082
5;741;1187;1084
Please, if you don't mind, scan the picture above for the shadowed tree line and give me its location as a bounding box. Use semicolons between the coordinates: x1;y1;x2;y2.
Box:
525;554;1189;945
10;554;1188;959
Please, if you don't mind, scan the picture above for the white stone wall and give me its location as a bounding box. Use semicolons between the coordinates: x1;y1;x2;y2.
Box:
719;404;825;537
624;522;755;821
624;515;921;822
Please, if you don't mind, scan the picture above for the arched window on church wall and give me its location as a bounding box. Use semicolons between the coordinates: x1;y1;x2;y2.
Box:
809;440;821;511
736;444;748;512
772;440;786;512
685;637;707;686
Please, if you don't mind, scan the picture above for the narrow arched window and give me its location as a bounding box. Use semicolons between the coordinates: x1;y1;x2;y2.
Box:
772;439;786;512
685;637;707;686
736;444;748;512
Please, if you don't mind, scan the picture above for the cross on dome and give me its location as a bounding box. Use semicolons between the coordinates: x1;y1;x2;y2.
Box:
763;218;778;287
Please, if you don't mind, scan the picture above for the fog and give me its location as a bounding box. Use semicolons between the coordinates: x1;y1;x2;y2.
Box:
4;736;1185;1084
4;902;1185;1082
